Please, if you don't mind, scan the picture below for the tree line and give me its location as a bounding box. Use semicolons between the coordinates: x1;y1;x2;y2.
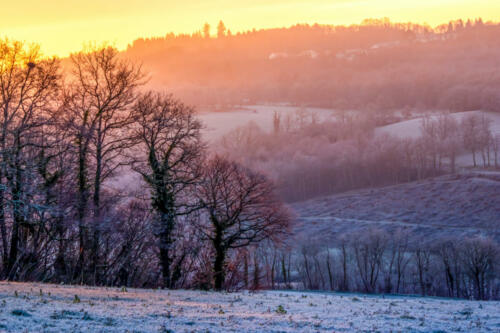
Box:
127;19;500;112
242;229;499;300
0;40;290;290
218;109;499;202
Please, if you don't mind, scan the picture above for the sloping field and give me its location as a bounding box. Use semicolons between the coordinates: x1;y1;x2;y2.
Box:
0;282;499;332
292;171;500;244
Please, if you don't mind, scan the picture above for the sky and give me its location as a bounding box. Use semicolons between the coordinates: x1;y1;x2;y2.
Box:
1;0;499;57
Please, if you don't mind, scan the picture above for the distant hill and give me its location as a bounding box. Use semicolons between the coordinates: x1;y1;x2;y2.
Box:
125;19;500;112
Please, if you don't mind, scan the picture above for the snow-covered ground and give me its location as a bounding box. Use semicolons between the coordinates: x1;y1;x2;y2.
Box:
1;282;499;332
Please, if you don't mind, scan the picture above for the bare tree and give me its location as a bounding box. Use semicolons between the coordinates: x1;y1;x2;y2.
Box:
351;228;388;293
478;115;492;167
0;39;60;278
492;134;500;168
62;44;143;284
435;238;463;298
196;156;290;290
338;236;350;291
414;243;433;296
436;113;460;172
461;114;481;167
131;92;203;288
461;237;498;300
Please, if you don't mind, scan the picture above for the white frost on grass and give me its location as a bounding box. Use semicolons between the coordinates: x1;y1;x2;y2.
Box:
0;282;499;332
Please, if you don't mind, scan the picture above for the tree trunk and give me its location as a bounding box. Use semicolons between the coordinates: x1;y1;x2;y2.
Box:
341;243;348;291
7;156;23;279
213;236;226;291
271;253;276;290
0;173;8;277
281;256;287;288
243;253;249;289
75;138;88;283
54;218;67;282
159;212;174;288
326;251;334;290
91;120;103;285
252;253;260;290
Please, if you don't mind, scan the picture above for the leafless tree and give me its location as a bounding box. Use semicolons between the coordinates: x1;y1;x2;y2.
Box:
351;228;388;293
0;39;60;278
492;134;500;168
460;237;498;300
436;113;460;172
413;243;433;296
62;44;143;284
196;155;290;290
435;238;464;298
461;114;481;167
478;115;493;167
390;229;411;293
131;91;204;288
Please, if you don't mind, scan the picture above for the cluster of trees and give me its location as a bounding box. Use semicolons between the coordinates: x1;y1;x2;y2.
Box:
238;230;499;300
217;109;499;202
1;30;497;300
127;19;500;112
0;40;290;290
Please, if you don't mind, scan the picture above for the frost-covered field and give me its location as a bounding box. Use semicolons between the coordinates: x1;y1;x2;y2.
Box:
0;282;499;332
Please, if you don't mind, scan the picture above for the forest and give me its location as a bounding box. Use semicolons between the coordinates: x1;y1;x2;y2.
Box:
127;18;500;113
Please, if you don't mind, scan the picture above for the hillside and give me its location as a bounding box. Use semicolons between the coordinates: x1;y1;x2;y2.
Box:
292;171;500;244
126;21;500;111
0;282;499;332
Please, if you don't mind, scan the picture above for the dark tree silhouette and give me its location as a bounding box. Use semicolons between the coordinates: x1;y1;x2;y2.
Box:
196;156;290;290
62;44;143;284
0;39;60;279
131;91;204;288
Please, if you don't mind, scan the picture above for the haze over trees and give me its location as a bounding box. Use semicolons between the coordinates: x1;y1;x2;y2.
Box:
127;18;500;113
217;109;499;202
0;16;498;300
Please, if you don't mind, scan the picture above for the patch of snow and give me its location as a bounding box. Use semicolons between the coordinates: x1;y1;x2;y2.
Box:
0;282;498;332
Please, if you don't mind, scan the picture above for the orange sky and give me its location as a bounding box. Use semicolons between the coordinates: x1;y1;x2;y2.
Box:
1;0;499;57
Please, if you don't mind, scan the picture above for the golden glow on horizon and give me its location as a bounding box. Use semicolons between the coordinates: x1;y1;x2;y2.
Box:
1;0;499;57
